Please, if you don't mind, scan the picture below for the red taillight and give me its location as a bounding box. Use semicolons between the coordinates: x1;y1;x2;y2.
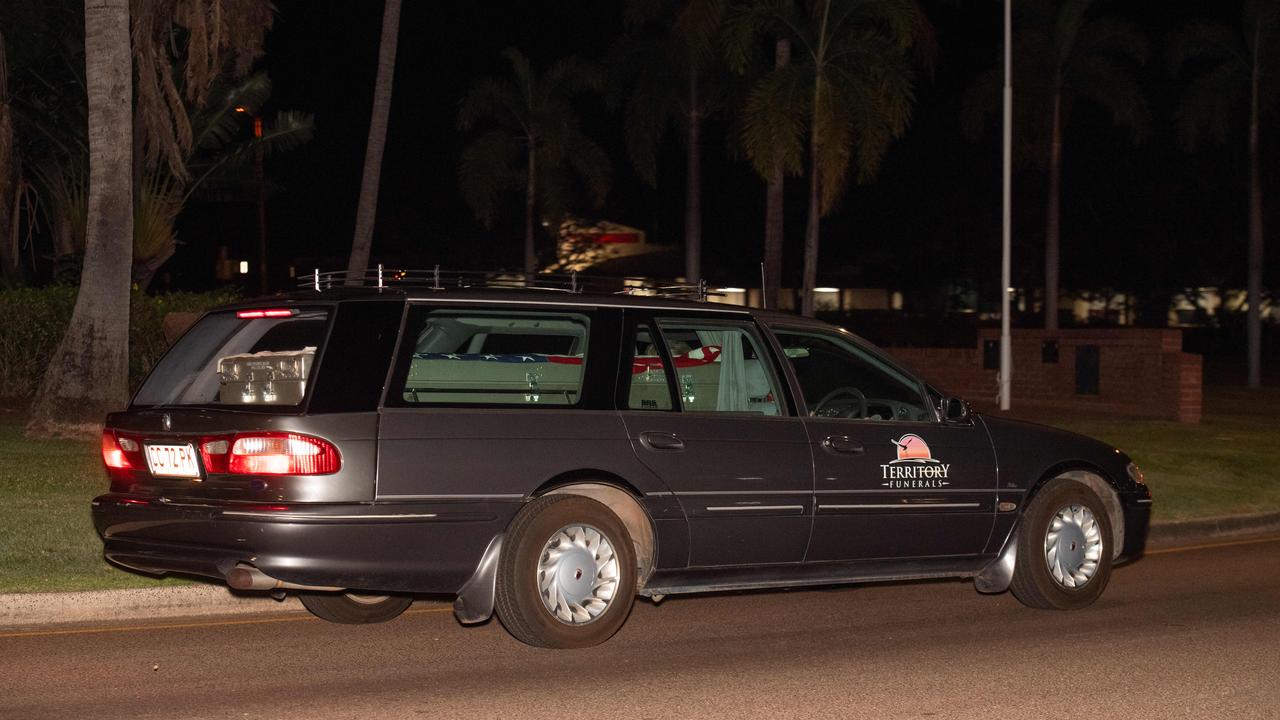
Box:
102;430;131;469
199;436;232;473
220;432;340;475
236;308;295;319
102;430;144;481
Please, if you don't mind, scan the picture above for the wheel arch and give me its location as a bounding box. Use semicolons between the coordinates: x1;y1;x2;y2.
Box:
1027;462;1125;560
532;471;657;586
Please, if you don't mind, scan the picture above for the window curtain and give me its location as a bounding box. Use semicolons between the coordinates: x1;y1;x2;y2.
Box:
697;330;748;411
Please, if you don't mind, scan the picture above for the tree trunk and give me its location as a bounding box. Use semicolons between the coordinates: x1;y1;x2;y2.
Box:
0;30;19;288
1247;47;1264;388
1044;85;1063;331
524;139;537;277
685;61;702;283
763;38;790;311
345;0;402;285
27;0;133;437
802;78;823;318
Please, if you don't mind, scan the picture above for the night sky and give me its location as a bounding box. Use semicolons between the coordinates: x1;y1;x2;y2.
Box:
172;0;1270;315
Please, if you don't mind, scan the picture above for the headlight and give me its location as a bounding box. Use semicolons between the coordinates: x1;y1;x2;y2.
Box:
1126;461;1146;485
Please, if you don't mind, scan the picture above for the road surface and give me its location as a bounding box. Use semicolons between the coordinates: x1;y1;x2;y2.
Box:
2;535;1278;719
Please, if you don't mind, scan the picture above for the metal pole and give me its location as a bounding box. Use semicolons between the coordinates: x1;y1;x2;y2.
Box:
999;0;1013;411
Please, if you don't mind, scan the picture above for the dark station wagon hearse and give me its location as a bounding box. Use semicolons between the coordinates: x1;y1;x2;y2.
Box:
93;270;1153;648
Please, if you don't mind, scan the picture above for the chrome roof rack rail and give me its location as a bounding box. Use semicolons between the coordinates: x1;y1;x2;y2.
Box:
297;267;714;302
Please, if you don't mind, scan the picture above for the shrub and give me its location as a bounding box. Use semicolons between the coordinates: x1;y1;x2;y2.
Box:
0;287;238;401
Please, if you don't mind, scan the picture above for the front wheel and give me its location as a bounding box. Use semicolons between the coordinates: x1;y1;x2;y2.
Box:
299;591;413;624
494;494;637;648
1010;479;1113;610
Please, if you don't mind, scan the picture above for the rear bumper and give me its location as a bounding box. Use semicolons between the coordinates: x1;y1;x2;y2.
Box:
92;494;520;594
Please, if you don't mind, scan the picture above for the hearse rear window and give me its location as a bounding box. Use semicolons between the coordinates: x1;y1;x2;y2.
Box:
394;308;589;407
132;308;330;408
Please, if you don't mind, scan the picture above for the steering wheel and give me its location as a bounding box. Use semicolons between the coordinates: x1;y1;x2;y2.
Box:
813;386;867;419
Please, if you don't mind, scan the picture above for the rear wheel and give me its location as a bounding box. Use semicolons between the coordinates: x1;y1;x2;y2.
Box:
495;494;636;648
299;591;413;624
1010;479;1113;610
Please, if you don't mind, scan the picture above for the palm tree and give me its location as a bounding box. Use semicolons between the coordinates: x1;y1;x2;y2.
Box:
458;49;611;276
727;0;933;316
345;0;401;285
614;0;731;283
962;0;1148;331
1168;2;1279;389
27;0;133;435
0;29;21;287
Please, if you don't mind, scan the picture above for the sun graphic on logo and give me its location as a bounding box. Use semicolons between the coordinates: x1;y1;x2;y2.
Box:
891;434;935;463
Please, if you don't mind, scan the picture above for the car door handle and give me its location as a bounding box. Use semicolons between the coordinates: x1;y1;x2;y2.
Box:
639;431;686;451
822;435;864;455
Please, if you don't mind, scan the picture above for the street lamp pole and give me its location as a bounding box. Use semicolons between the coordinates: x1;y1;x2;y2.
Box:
999;0;1013;411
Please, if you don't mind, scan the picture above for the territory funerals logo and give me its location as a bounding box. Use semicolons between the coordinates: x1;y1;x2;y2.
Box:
881;434;950;488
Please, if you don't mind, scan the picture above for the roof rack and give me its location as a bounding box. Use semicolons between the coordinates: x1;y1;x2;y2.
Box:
297;265;713;302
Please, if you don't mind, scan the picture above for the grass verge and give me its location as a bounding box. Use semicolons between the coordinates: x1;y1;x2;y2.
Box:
0;386;1276;594
1005;386;1280;522
0;412;188;593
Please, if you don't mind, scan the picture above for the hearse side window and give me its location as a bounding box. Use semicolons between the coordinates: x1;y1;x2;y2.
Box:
773;328;931;422
626;323;674;410
395;308;589;407
132;308;330;408
654;321;783;415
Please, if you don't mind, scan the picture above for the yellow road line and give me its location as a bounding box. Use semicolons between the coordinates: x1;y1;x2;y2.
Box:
1146;534;1280;556
0;605;453;641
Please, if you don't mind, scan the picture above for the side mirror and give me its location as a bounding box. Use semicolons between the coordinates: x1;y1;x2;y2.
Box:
944;397;970;422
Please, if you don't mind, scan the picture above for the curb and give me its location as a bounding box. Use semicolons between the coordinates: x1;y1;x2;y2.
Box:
1146;511;1280;547
0;585;305;628
3;514;1278;630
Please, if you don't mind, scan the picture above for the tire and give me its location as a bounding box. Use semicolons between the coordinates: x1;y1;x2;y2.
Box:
494;494;637;648
299;591;413;624
1010;478;1114;610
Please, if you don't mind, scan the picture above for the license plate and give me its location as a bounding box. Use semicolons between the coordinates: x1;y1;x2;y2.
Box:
145;443;201;479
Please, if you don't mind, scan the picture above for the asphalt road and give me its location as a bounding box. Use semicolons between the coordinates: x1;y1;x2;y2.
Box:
3;536;1278;720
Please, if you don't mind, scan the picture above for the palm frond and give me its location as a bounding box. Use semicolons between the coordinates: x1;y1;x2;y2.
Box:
1068;55;1150;142
1076;17;1149;67
458;129;523;229
623;70;682;184
190;73;272;152
1175;62;1248;149
542;56;605;100
562;129;612;208
457;76;524;132
724;0;798;72
1052;0;1095;68
182;110;315;203
673;0;728;68
739;61;809;178
1166;21;1243;78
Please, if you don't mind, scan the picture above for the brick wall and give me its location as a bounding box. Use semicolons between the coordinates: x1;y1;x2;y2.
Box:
890;329;1202;423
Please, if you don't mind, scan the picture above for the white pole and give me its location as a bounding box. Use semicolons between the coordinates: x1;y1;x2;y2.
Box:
999;0;1013;411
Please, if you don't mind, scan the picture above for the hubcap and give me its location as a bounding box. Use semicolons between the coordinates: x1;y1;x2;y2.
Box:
537;524;620;625
345;592;391;605
1044;504;1103;589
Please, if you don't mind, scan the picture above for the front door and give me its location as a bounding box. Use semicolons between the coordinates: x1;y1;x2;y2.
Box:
620;313;813;567
770;326;997;562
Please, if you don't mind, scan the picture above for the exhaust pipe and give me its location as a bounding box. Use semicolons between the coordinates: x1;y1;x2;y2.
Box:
226;563;343;592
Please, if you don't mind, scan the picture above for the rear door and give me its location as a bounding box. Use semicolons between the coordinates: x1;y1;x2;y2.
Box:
619;311;813;567
769;325;997;562
376;302;632;503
